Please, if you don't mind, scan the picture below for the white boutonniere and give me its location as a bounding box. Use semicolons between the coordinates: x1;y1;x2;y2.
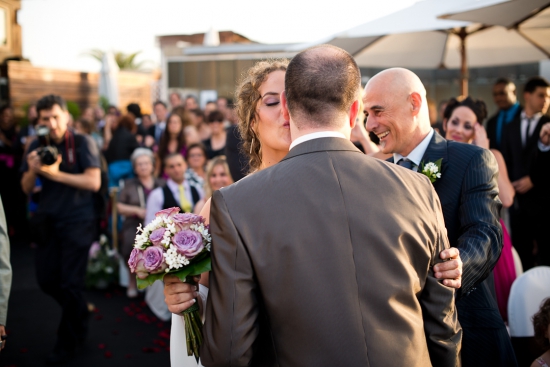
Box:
419;158;443;183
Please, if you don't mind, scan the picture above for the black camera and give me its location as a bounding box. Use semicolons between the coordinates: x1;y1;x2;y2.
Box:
36;126;59;165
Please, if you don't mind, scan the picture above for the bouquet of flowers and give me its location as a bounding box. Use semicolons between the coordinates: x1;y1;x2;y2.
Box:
86;234;119;289
128;207;211;361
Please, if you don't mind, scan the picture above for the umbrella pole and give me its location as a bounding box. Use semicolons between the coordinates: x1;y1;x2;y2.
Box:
459;27;468;97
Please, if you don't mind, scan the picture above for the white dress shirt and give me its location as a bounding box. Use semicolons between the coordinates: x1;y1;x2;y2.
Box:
521;111;542;147
392;129;434;172
289;131;347;150
145;178;197;224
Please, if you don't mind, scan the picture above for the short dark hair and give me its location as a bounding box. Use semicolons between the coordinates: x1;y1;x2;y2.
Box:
533;298;550;350
494;77;514;87
126;103;142;118
524;76;550;94
36;95;67;116
185;143;207;161
189;108;204;119
207;110;225;123
443;97;488;124
163;152;184;164
285;44;361;128
0;104;12;114
153;100;167;109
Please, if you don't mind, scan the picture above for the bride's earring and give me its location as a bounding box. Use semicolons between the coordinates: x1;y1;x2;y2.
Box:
250;137;255;155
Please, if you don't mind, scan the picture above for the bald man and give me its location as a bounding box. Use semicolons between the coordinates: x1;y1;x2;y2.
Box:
364;68;516;366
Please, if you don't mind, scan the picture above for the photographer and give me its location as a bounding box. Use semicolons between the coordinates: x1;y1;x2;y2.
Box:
20;95;100;365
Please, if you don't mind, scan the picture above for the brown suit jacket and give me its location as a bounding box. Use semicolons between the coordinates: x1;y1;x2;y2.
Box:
201;137;462;367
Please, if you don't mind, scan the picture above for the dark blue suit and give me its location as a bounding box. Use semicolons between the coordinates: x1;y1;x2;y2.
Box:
390;132;517;366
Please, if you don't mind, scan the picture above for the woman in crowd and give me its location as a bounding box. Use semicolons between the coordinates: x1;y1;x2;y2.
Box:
202;110;227;159
117;148;164;298
155;111;187;177
185;143;207;187
442;96;516;321
103;114;139;188
167;59;290;367
193;155;233;214
532;298;550;367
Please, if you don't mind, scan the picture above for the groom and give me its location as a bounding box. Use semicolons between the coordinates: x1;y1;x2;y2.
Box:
200;45;461;366
363;68;516;366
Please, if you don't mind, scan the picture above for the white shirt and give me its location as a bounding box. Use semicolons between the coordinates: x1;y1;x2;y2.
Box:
289;131;347;150
144;178;200;224
521;111;542;147
392;129;434;172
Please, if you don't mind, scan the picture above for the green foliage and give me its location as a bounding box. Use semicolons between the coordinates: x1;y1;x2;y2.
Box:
86;235;120;289
99;96;110;113
136;253;211;290
83;49;148;71
66;101;81;120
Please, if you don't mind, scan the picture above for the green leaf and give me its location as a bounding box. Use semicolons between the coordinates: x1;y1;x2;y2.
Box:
135;256;211;290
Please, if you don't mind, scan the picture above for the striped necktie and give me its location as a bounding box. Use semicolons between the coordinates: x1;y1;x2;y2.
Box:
397;158;414;170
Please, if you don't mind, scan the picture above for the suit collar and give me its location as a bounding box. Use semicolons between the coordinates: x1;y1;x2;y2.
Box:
421;131;448;165
281;137;361;162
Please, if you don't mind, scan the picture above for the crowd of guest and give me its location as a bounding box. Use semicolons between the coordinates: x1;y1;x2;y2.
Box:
0;71;549;365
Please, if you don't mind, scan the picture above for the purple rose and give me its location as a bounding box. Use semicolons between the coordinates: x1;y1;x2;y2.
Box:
172;230;204;259
155;207;180;220
88;241;101;259
128;248;148;279
172;213;204;231
149;228;165;246
143;246;167;274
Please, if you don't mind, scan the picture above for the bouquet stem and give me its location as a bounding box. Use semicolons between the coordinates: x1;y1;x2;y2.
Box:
182;278;203;363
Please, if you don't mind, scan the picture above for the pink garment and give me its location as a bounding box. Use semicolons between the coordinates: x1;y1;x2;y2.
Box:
493;219;517;322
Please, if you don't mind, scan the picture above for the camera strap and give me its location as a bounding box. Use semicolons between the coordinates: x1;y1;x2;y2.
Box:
65;130;75;166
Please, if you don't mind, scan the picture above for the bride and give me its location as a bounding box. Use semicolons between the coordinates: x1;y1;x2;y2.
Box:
166;59;291;367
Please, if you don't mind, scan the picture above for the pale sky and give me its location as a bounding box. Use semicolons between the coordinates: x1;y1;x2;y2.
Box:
18;0;417;72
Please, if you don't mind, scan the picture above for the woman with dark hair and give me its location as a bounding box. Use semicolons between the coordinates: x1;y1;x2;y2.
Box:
443;96;516;322
103;114;139;188
202;110;227;159
154;111;187;177
185;143;207;186
532;298;550;367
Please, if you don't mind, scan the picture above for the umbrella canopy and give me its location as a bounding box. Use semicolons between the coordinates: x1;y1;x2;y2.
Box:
297;0;549;95
440;0;550;57
98;50;120;107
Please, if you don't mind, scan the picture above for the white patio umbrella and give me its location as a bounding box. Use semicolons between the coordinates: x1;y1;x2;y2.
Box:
294;0;549;95
440;0;550;58
98;50;120;107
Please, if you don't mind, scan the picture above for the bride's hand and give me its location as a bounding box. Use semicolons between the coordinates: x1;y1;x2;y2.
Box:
164;274;201;314
472;123;489;150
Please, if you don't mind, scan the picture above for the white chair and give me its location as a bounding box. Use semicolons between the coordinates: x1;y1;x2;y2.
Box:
508;266;550;337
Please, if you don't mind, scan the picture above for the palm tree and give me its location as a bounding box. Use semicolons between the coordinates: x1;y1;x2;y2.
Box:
84;49;148;71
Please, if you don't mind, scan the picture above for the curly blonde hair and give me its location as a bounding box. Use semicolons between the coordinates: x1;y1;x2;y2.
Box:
235;59;289;173
204;155;233;199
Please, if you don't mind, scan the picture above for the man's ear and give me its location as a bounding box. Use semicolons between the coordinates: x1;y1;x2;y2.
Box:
349;100;359;128
281;91;290;121
410;92;422;117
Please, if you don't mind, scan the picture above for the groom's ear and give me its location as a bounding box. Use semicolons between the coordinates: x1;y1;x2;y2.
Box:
281;91;291;121
410;92;422;117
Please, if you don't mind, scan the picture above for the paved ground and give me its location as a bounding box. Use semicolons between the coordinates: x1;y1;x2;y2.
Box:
0;242;172;367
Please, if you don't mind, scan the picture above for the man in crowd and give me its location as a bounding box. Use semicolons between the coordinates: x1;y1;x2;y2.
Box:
20;95;101;364
169;91;183;109
364;68;515;366
501;76;550;270
185;95;199;110
0;197;12;353
486;78;522;150
148;101;168;144
145;153;203;223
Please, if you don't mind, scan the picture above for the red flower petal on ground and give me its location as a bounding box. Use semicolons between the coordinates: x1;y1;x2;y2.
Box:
140;301;146;307
98;344;106;349
153;339;166;347
93;308;100;313
104;351;112;358
158;330;170;339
